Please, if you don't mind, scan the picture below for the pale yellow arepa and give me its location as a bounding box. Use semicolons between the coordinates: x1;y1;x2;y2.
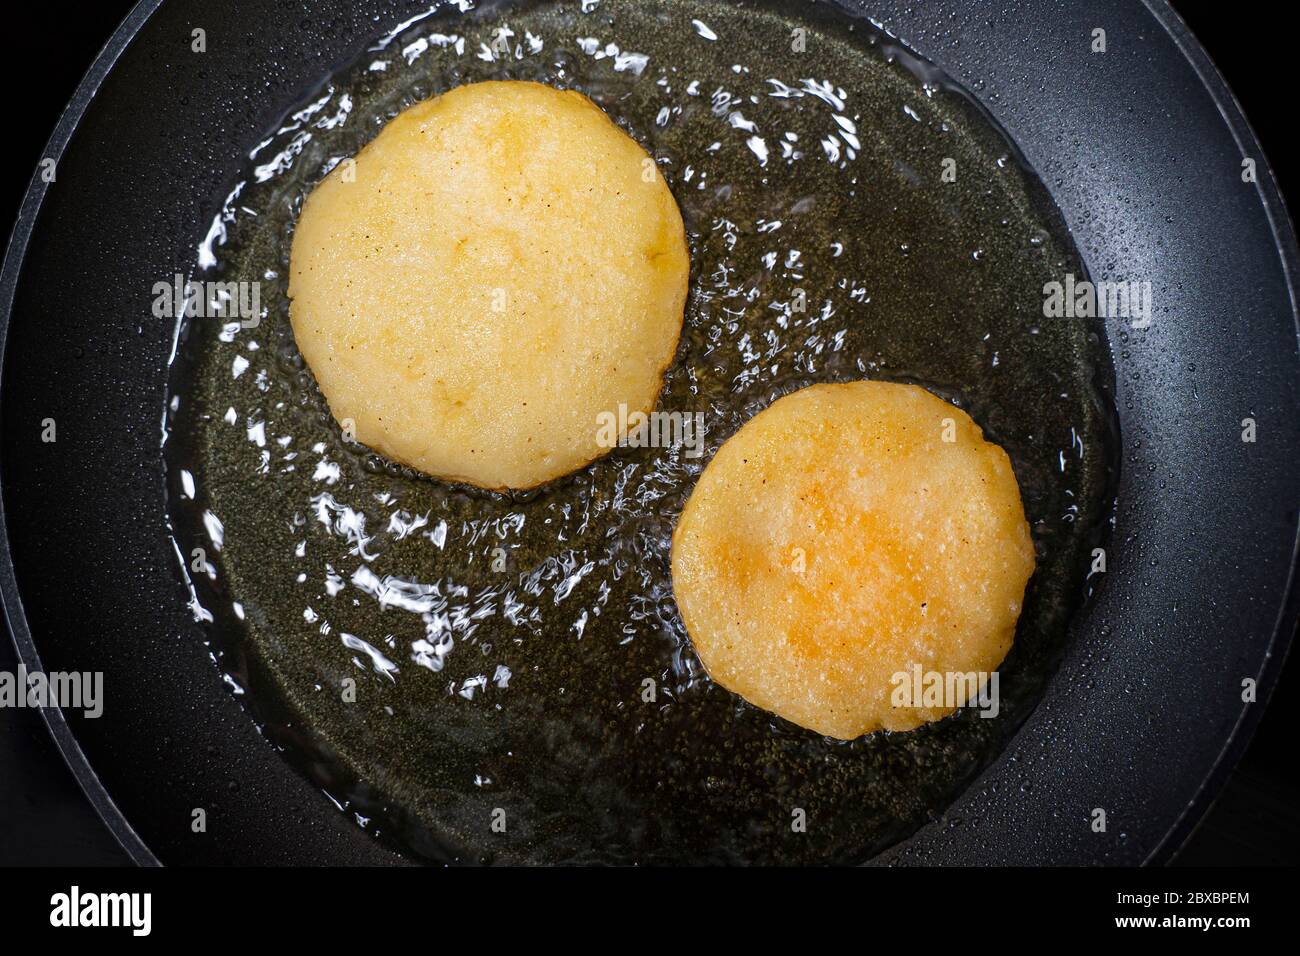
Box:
671;382;1035;738
289;81;689;489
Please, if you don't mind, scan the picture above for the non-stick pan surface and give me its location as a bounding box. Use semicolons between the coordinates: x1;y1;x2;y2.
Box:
2;0;1297;865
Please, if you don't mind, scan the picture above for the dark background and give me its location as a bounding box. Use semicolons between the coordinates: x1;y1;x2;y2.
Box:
1;1;1295;866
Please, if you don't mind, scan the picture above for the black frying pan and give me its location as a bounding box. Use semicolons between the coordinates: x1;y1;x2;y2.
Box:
2;0;1297;866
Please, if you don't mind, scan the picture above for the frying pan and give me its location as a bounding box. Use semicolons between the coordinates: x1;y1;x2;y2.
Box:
2;0;1296;866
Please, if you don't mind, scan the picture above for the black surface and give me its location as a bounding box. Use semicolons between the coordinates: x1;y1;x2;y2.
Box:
1151;3;1299;866
1;0;155;866
2;0;1296;866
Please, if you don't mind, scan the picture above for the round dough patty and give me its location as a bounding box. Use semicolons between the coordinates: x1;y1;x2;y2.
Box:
288;80;689;490
671;381;1035;739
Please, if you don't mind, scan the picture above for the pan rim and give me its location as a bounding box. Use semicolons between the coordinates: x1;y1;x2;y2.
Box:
0;0;165;868
0;0;1296;868
1135;0;1300;865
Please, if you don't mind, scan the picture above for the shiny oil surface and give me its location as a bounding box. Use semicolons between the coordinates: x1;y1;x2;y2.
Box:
164;0;1116;864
